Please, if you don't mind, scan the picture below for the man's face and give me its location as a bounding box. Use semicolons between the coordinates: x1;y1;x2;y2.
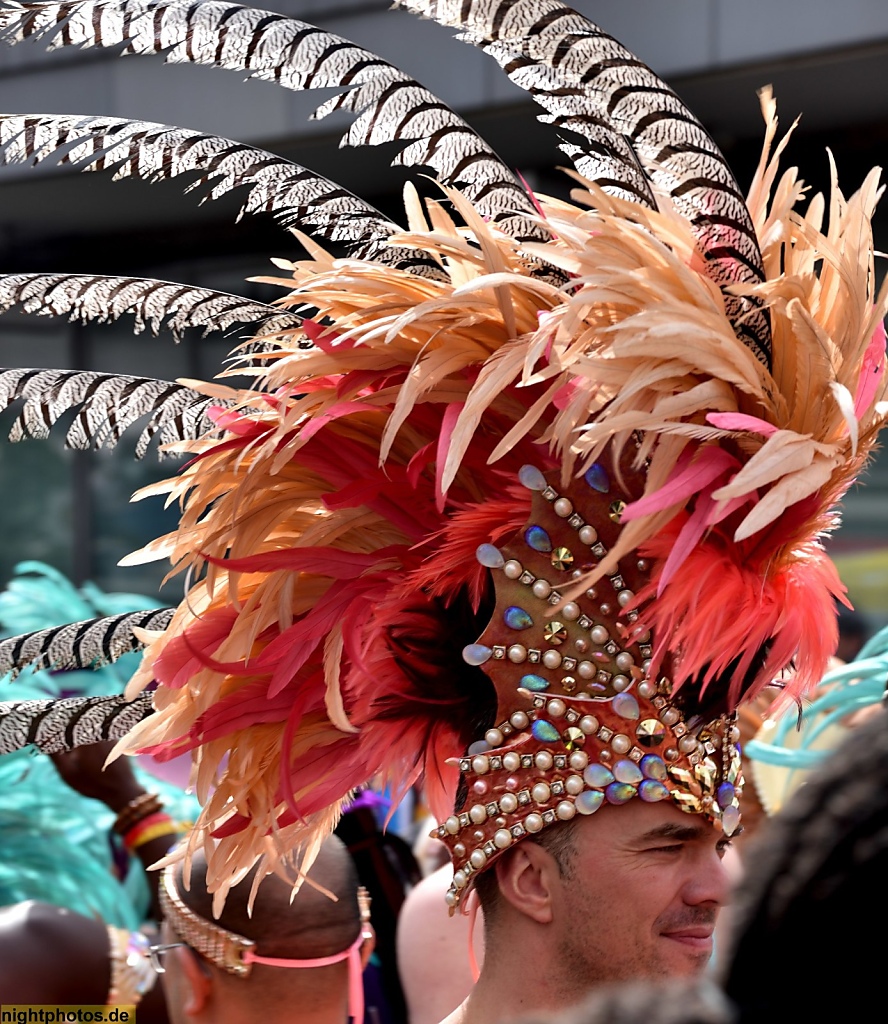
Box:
548;798;732;986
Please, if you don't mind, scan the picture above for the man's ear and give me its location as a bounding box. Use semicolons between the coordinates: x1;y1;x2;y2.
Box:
174;946;213;1016
494;843;559;925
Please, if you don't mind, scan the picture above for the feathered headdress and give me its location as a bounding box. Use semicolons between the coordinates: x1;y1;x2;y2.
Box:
0;0;885;907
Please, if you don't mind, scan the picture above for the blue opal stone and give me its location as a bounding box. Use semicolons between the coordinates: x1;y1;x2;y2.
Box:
640;755;667;781
518;465;547;492
467;739;490;755
462;644;492;666
504;605;533;630
532;719;561;743
639;780;670;803
584;462;610;493
722;805;741;836
583;763;615;789
613;759;644;785
476;543;505;568
520;673;550;692
717;782;736;809
525;525;552;552
613;693;640;720
606;782;636;805
575;790;604;815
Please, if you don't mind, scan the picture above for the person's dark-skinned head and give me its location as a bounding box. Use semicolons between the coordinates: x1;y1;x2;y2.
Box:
158;835;373;1024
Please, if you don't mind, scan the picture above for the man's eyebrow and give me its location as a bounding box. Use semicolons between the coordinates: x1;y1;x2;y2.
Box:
634;823;709;843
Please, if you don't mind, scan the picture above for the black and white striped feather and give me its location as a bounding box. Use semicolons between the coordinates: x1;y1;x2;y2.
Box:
0;367;232;457
0;0;550;247
0;271;303;345
396;0;772;365
0;114;437;272
0;690;154;753
0;606;173;678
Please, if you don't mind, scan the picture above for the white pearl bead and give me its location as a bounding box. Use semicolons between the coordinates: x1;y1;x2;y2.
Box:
578;660;594;679
525;813;544;833
579;525;598;545
445;890;459;907
510;711;529;729
617;589;634;607
453;870;467;888
535;751;554;770
662;708;680;726
472;755;490;774
679;735;698;753
499;793;518;814
611;734;631;753
454;843;466;857
547;699;566;718
502;751;521;771
470;849;488;870
532;782;551;804
561;602;580;620
469;804;488;823
615;652;635;671
507;645;528;663
445;816;460;835
554;497;573;517
579;715;599;735
485;728;504;747
494;829;512;849
638;680;656;699
556;801;577;820
569;750;590;770
542;649;562;669
590;625;609;645
565;774;585;795
612;674;629;692
503;560;523;579
532;579;551;599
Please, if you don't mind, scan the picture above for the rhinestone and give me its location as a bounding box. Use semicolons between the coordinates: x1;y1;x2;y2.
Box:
563;725;585;749
613;759;644;784
611;733;632;754
568;514;584;529
605;640;620;655
469;804;488;824
578;525;598;545
590;625;609;645
502;752;521;771
531;696;546;709
483;841;496;856
541;623;568;648
520;673;549;693
527;649;541;663
510;711;530;729
606;782;636;804
636;720;666;747
485;728;504;747
532;782;551;804
591;543;607;558
576;790;604;815
569;750;590;770
561;676;577;694
476;543;505;568
518;465;547;491
532;579;552;599
543;649;563;670
542;487;558;502
596;670;612;684
561;657;577;671
459;758;471;772
525;526;552;552
490;755;503;770
519;571;536;586
556;800;576;820
547;699;567;718
673;722;688;737
578;615;593;629
554;497;573;517
463;644;492;666
494;828;513;849
518;790;531;805
629;747;644;762
583;763;615;789
521;755;534;768
551;780;565;795
598;726;614;742
553;755;568;769
507;645;528;664
503;560;523;579
579;715;599;735
486;802;499;817
535;751;554;770
584;463;610;492
639;780;670;803
551;547;574;571
504;606;534;630
511;824;526;838
547;592;563;606
525;813;544;833
608;500;626;523
610;575;625;590
492;646;506;660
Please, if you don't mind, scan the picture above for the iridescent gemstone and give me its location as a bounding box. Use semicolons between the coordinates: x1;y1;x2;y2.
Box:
575;790;604;815
717;782;736;809
463;644;492;666
608;500;626;523
525;525;552;552
476;543;505;568
640;755;667;781
520;673;550;693
606;782;636;804
722;805;741;835
531;720;561;743
613;759;643;785
562;726;585;749
613;693;640;720
561;676;577;694
551;546;574;571
519;465;548;491
504;606;534;630
583;763;615;789
584;463;610;493
639;780;670;803
636;719;666;747
543;621;568;645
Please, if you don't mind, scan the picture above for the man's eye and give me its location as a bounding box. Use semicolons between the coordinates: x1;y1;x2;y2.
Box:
650;844;683;854
716;840;733;857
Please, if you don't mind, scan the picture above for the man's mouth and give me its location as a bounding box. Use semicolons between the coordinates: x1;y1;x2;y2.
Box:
661;927;714;951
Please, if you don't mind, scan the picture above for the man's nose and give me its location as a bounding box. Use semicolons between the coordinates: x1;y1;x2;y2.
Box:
683;848;733;906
